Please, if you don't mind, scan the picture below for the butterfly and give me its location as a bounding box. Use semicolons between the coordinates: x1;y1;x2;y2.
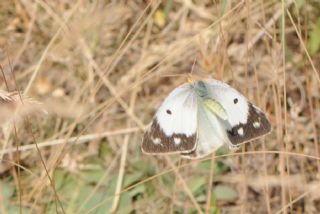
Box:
141;79;271;159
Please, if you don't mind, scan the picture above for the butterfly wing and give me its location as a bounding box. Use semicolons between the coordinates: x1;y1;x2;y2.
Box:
204;79;271;146
141;83;198;155
181;102;227;159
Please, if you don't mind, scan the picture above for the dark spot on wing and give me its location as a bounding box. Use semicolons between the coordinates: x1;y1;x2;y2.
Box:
233;98;238;104
227;104;271;145
166;109;172;115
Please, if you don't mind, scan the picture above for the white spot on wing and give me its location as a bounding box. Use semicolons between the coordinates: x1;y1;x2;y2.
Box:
174;137;181;145
152;138;161;145
253;121;260;128
237;127;244;136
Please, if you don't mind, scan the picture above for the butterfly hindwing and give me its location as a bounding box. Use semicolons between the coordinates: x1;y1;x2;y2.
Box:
141;84;198;154
226;103;271;145
181;101;227;159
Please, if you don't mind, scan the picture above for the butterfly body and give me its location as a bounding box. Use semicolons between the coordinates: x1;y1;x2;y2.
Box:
142;79;271;159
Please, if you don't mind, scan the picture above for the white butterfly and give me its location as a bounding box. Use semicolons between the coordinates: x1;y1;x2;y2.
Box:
141;79;271;159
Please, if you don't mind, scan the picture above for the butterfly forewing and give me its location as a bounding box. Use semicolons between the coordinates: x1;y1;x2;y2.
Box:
142;84;198;154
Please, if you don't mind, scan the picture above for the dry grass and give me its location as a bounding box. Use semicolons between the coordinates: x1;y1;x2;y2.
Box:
0;0;319;213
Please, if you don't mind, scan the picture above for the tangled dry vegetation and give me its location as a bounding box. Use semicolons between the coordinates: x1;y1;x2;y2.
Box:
0;0;319;213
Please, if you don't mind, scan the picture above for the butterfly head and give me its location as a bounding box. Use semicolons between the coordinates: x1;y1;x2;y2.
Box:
187;75;195;85
193;80;208;98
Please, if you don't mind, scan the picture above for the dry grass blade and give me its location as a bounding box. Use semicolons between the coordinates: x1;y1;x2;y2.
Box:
286;9;320;83
110;133;129;213
0;90;45;127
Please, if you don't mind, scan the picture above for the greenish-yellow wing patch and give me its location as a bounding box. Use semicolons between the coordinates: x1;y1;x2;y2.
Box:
203;99;228;120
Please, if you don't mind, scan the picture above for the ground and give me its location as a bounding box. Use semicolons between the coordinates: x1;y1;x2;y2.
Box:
0;0;319;213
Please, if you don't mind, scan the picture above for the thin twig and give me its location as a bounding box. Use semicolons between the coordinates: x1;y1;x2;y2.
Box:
287;9;320;83
0;127;140;155
165;157;204;214
205;154;215;214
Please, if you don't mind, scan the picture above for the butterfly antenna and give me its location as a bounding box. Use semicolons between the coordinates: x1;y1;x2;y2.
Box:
188;54;198;84
190;54;197;75
0;64;9;90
